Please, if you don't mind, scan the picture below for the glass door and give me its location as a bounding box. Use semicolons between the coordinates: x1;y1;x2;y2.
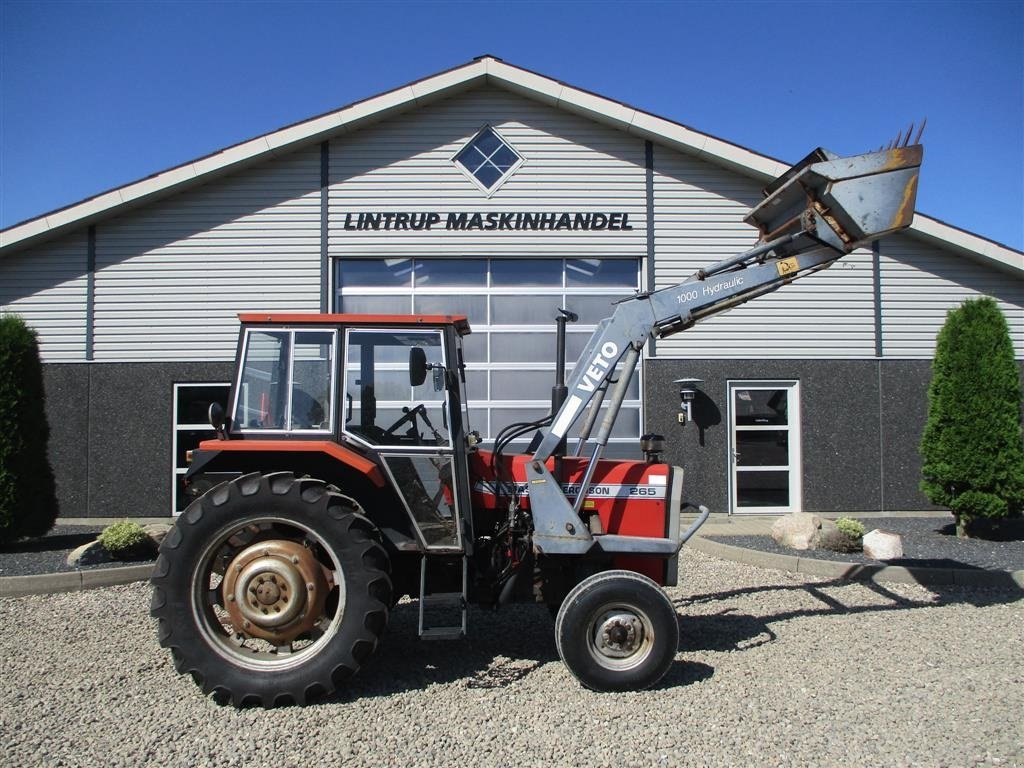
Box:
728;381;802;514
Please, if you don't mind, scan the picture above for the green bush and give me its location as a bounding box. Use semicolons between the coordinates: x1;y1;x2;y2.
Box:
835;517;866;539
98;521;148;554
824;517;865;553
920;298;1024;537
0;315;59;544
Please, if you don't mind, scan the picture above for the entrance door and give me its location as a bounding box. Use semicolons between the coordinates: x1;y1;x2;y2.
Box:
728;381;802;514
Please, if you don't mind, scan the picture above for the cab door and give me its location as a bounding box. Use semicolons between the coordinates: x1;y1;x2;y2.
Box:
342;327;465;551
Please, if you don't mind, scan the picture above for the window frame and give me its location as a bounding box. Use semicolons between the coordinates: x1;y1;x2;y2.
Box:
171;381;231;516
230;327;339;435
380;453;463;551
450;125;525;198
727;380;803;515
341;327;455;453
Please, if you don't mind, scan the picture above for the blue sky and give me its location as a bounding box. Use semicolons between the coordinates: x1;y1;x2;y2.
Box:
2;0;1022;250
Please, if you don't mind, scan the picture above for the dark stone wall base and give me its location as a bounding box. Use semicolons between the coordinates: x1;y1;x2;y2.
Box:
43;362;234;518
41;357;1022;518
644;359;946;514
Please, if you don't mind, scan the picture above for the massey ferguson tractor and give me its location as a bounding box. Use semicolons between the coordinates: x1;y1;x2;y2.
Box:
151;139;923;706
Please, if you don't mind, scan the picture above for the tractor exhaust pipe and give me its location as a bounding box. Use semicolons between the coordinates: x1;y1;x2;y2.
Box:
550;308;578;473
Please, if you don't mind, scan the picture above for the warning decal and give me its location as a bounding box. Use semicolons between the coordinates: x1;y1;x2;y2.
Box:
776;257;800;277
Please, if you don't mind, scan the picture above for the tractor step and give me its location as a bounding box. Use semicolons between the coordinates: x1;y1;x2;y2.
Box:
422;592;464;606
419;627;465;641
417;556;467;640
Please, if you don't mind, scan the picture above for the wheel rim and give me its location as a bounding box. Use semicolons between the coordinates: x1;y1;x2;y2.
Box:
586;602;656;672
190;517;346;672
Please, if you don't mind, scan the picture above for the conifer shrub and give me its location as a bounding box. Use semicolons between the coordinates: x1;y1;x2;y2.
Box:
0;315;59;544
919;298;1024;537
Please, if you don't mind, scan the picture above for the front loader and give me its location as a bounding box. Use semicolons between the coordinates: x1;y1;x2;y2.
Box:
151;140;923;705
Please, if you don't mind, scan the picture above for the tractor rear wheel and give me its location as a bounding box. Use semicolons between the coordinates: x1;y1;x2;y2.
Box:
150;472;392;707
554;570;678;692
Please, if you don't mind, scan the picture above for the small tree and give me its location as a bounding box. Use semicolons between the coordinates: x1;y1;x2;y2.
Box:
920;297;1024;536
0;315;59;544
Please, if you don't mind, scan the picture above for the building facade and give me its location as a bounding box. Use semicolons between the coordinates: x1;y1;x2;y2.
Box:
2;57;1022;519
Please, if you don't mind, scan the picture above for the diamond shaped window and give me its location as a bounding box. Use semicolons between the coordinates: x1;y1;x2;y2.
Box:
453;126;523;193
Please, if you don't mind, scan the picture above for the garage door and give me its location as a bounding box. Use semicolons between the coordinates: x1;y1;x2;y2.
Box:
335;257;642;454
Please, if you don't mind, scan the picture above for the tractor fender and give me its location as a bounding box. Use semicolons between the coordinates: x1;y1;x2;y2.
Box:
183;442;422;573
188;439;386;487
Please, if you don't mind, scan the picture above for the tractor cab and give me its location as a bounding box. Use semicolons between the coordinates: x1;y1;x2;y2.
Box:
195;312;475;554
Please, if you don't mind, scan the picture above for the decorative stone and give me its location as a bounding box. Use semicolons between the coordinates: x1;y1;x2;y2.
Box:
771;512;838;551
863;529;904;561
816;520;846;552
67;539;112;567
143;523;173;547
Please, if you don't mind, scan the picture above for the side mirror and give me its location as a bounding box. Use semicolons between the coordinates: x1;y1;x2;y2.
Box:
208;402;225;430
409;347;428;387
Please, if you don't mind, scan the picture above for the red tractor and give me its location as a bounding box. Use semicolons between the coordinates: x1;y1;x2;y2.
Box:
151;142;923;705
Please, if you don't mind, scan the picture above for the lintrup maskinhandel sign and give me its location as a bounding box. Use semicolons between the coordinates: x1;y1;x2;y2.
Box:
341;211;634;231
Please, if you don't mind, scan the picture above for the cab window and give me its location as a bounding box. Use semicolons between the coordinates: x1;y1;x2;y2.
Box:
343;329;450;449
232;329;336;433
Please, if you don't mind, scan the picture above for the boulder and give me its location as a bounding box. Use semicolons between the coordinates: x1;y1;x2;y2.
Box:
142;523;173;547
771;513;838;551
816;520;847;552
67;539;111;567
863;529;903;561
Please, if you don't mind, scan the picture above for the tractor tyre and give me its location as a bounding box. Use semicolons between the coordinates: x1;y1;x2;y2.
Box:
150;472;392;707
554;570;678;692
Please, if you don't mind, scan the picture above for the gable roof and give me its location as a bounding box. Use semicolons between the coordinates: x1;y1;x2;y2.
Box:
2;55;1021;274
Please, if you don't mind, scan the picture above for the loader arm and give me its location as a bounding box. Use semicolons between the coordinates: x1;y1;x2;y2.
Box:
525;143;923;553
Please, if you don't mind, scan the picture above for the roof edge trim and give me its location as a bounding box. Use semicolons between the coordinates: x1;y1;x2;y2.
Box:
907;214;1023;273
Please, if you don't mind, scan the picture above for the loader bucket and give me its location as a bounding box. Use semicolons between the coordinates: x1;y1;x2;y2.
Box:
745;144;923;256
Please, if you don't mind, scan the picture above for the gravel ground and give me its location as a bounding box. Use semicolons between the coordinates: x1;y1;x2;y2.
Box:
707;516;1024;572
0;526;154;577
2;549;1021;768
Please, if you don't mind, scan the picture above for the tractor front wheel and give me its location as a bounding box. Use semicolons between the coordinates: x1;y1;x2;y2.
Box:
150;472;392;707
554;570;678;692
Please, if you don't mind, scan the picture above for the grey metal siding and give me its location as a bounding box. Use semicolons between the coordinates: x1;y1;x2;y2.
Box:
93;147;322;361
651;151;879;359
0;232;88;361
328;88;648;258
879;235;1024;358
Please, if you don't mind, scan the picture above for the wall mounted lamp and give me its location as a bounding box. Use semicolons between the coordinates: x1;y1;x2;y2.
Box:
673;378;703;426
